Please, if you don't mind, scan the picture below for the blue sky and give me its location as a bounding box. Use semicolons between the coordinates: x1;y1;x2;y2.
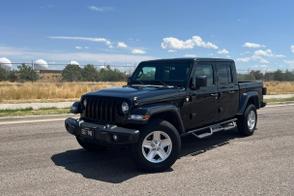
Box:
1;0;294;71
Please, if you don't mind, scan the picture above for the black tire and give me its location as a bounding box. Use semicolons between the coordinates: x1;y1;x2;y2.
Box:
76;136;106;152
237;104;257;136
132;119;181;172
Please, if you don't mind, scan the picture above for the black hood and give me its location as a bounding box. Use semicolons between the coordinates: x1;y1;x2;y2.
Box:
85;85;186;105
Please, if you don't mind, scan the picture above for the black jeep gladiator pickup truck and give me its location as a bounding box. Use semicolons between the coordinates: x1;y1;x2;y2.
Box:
65;58;266;171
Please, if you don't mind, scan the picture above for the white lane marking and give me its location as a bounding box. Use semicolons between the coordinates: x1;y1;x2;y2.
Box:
0;118;65;125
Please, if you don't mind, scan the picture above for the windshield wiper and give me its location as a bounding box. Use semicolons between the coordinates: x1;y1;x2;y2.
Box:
131;80;144;85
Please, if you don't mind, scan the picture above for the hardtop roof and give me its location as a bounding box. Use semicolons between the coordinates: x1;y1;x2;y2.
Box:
141;57;234;64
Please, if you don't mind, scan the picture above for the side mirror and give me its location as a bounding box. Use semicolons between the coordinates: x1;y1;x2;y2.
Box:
196;76;207;89
190;76;207;90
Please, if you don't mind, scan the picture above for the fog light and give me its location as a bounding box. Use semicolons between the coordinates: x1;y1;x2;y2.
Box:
113;134;118;141
129;114;150;121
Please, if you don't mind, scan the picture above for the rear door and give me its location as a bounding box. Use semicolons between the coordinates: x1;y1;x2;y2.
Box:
215;62;239;121
183;62;219;129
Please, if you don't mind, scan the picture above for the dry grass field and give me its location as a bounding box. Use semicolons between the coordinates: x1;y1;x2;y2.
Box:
264;81;294;95
0;82;125;103
0;81;293;103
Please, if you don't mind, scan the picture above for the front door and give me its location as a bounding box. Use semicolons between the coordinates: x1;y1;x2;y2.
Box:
182;63;219;130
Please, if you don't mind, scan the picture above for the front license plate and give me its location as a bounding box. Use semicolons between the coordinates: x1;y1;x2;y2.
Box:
80;127;94;137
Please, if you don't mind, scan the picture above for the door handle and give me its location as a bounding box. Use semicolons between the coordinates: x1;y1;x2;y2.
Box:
228;90;236;94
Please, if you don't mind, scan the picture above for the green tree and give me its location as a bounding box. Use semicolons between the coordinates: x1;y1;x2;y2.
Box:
97;66;127;81
249;70;264;80
62;64;82;81
8;70;18;82
0;67;9;81
273;70;284;81
17;64;38;82
284;70;294;81
82;64;98;81
237;73;253;81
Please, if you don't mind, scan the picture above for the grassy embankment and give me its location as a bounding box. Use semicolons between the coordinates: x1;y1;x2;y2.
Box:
264;81;294;104
0;107;69;117
0;81;294;116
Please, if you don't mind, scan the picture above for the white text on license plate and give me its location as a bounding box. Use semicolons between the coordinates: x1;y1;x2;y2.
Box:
81;128;93;137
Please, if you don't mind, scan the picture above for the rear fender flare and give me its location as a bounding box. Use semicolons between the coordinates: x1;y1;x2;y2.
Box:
238;91;259;115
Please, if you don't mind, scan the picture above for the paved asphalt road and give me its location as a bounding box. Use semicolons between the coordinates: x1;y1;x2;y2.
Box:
1;105;294;196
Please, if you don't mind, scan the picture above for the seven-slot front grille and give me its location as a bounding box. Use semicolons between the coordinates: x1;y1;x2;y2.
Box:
83;96;125;124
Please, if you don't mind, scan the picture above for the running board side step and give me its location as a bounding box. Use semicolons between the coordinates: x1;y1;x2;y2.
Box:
182;118;237;139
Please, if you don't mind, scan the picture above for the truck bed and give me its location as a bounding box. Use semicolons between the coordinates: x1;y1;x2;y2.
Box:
238;80;266;108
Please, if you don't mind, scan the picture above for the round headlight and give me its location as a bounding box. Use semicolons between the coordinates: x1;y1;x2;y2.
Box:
121;102;129;113
71;102;81;114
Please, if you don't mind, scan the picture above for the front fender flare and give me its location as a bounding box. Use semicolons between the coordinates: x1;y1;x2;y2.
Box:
131;104;185;133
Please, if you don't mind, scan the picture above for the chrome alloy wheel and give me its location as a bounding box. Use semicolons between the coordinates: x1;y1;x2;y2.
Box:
141;131;172;163
247;110;256;130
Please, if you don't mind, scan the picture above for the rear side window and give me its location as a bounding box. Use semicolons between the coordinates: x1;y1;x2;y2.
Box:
217;64;232;85
194;64;214;86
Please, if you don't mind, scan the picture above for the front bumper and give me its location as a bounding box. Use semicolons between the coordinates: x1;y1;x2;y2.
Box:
65;117;140;144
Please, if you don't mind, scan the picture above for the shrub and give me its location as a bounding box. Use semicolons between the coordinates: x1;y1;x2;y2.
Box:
62;64;82;81
82;64;99;81
0;67;9;81
98;65;127;81
17;64;38;82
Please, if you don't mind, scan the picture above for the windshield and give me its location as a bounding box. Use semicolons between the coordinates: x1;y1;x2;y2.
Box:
130;61;192;87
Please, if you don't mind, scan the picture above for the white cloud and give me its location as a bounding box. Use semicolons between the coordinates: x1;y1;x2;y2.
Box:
255;57;270;64
161;35;218;50
254;49;284;58
117;42;128;48
236;57;251;63
75;46;89;50
291;45;294;53
49;36;112;48
243;42;266;49
284;60;294;65
217;49;229;55
254;49;273;57
237;48;286;65
131;48;146;54
184;54;197;58
284;60;294;69
275;54;286;58
0;46;153;65
88;6;113;12
237;56;269;64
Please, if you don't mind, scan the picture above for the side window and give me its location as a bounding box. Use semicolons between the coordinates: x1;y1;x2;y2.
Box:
194;64;214;87
217;64;232;85
136;66;156;80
